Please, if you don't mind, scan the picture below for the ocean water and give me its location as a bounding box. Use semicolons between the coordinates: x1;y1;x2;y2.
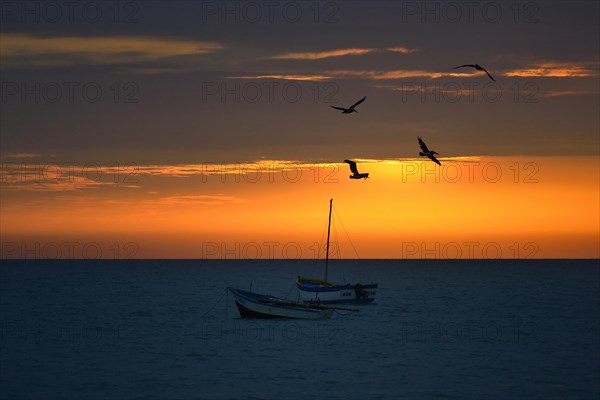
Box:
1;259;598;400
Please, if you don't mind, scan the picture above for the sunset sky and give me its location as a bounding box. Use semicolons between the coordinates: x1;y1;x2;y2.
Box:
1;1;598;259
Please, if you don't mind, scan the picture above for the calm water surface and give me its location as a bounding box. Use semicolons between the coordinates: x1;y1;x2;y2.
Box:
1;259;599;399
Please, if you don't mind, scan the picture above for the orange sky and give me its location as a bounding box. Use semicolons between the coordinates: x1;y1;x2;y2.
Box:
1;2;598;261
1;156;598;259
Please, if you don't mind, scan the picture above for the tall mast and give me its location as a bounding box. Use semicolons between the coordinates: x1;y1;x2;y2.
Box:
325;198;333;281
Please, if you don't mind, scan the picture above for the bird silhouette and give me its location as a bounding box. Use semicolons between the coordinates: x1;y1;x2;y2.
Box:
344;159;369;179
453;64;495;81
418;137;441;166
331;96;367;114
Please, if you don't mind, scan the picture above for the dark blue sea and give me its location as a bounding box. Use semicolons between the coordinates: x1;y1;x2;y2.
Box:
1;260;598;400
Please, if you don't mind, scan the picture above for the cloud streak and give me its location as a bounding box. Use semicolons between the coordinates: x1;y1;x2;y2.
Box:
267;47;417;60
231;61;597;83
142;194;238;207
0;33;224;67
4;153;41;158
504;62;598;78
542;90;599;97
226;74;333;81
386;47;419;54
268;48;375;60
228;69;444;82
0;175;114;192
4;159;489;194
326;69;444;79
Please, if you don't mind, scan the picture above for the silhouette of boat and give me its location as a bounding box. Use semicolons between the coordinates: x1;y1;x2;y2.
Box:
296;199;378;304
227;287;357;319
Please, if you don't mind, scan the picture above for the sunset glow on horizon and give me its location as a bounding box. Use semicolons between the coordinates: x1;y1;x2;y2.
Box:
2;156;598;259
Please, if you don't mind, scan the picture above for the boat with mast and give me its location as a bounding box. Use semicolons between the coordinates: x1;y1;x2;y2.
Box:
296;199;378;304
227;287;358;319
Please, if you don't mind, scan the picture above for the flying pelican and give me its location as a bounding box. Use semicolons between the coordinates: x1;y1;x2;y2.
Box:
453;64;495;81
331;96;367;114
418;137;441;166
344;159;369;179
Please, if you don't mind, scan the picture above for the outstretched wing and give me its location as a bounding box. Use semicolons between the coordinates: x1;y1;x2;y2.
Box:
330;106;347;111
418;136;430;153
453;64;475;69
481;68;496;82
428;154;442;166
349;96;366;109
344;159;359;175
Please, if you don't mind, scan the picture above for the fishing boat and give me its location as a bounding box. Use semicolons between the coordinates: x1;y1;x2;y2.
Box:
296;199;378;304
228;287;358;319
